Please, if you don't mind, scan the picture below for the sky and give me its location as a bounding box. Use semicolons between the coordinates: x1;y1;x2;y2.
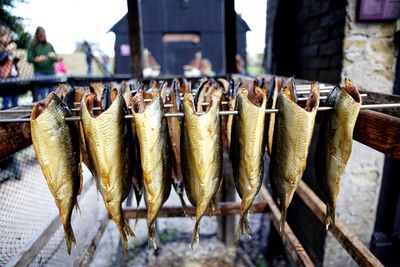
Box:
12;0;266;57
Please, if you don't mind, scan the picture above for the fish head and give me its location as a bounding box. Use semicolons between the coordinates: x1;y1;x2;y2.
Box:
344;78;362;104
285;77;298;103
31;92;68;120
63;86;76;109
305;81;320;112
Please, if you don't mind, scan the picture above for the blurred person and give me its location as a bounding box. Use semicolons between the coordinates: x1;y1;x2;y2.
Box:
0;25;20;109
235;54;246;74
82;41;93;75
55;57;67;75
101;50;111;74
28;26;60;101
183;51;202;77
199;58;215;77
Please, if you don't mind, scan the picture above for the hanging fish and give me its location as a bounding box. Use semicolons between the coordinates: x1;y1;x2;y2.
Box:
269;79;320;234
161;80;188;214
265;77;284;155
81;88;134;251
31;93;82;254
230;84;267;244
316;78;361;229
181;85;223;248
131;89;172;250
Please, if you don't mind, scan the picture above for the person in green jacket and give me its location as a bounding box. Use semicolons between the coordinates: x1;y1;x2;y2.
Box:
27;26;60;101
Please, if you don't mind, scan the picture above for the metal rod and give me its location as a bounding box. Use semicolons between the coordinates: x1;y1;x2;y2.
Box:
0;94;370;115
1;103;399;123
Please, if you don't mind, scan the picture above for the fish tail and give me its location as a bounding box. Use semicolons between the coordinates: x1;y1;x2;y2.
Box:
63;223;76;255
326;203;336;230
75;202;81;216
174;181;189;216
234;211;250;246
191;220;201;249
279;208;287;236
148;222;157;250
108;201;134;252
191;201;208;249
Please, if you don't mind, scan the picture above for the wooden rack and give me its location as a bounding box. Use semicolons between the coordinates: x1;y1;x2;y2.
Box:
1;77;399;267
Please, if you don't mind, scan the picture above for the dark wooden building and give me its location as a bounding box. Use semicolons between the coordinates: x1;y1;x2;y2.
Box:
110;0;250;75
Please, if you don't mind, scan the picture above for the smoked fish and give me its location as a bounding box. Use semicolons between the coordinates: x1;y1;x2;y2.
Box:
161;80;188;214
181;86;223;248
131;89;172;250
81;88;134;251
230;85;267;244
31;93;82;254
316;78;361;229
269;79;320;234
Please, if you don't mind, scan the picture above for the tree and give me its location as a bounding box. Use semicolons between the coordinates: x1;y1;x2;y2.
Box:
0;0;31;48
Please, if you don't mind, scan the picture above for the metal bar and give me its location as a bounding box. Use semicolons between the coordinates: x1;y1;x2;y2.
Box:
296;181;384;267
6;178;94;267
1;103;399;123
258;186;315;267
0;94;371;115
123;201;269;219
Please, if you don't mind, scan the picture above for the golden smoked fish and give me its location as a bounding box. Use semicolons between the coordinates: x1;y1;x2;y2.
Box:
31;93;81;254
230;85;266;244
131;89;172;250
269;79;320;234
316;78;361;229
161;80;188;213
81;88;134;251
181;86;223;247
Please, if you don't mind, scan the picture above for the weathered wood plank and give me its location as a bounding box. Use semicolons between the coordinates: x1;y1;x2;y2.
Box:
258;186;315;267
123;201;269;219
354;109;400;160
296;181;384;267
0;122;31;160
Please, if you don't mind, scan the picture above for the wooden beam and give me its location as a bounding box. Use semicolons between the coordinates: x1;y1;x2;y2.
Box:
5;178;94;267
353;110;400;160
296;181;384;267
0;122;31;160
224;0;237;74
127;0;143;78
259;186;315;267
123;201;269;219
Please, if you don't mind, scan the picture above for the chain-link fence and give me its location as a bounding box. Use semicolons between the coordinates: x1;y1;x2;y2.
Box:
0;146;109;266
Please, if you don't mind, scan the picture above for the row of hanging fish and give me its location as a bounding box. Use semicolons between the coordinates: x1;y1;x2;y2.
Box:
30;76;361;254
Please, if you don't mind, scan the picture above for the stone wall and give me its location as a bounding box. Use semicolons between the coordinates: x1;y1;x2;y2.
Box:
341;0;397;94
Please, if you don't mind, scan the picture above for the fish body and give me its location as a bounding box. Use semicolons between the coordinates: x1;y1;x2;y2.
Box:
316;78;361;228
31;93;81;254
181;88;223;247
131;90;172;250
266;77;283;155
81;89;134;251
269;80;320;234
161;81;188;213
230;87;266;244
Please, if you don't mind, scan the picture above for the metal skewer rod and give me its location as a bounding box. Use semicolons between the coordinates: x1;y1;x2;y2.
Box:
1;103;399;123
0;94;369;115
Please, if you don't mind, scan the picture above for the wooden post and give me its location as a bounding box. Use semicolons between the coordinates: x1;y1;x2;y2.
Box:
127;0;143;78
224;0;237;74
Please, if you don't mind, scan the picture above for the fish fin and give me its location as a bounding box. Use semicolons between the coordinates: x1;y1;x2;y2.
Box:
63;223;76;255
326;203;336;230
210;197;220;216
173;181;189;217
148;223;157;250
75;202;82;216
279;208;287;236
191;220;200;249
